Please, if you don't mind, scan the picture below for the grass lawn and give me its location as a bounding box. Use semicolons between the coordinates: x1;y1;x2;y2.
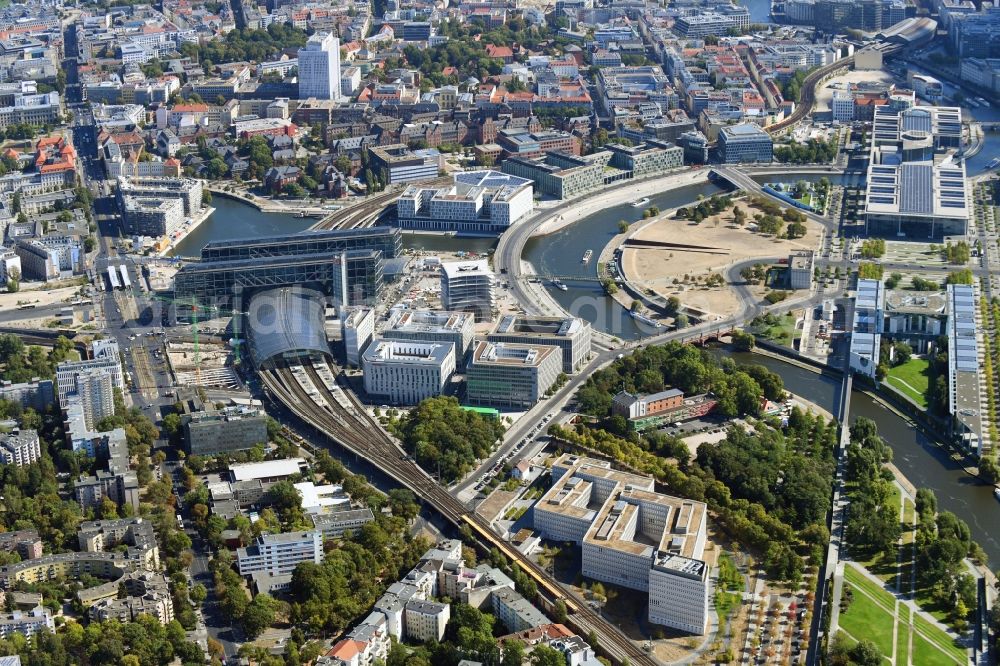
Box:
751;313;800;346
885;358;931;408
913;613;968;665
840;582;895;658
844;565;896;611
900;498;915;595
896;605;910;666
912;631;964;666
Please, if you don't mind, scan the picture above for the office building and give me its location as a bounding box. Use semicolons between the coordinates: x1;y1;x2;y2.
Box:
0;429;41;467
183;404;268;456
673;7;751;37
466;340;563;409
947;284;983;454
311;508;376;539
534;455;709;634
440;260;495;322
342;307;375;367
717;124;773;163
788;251;814;290
849;279;884;378
383;309;476;366
403;600;450;642
832;91;855;123
237;531;324;576
119;196;185;237
362;339;456;405
396;171;534;233
368;144;443;184
173;227;401;313
864;106;968;239
298;33;342;101
488;316;592;373
116;176;203;237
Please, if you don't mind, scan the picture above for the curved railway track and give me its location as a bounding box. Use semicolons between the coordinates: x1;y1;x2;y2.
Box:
313;176;454;231
259;358;658;666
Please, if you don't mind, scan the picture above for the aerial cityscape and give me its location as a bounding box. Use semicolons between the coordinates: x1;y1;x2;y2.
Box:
0;0;997;664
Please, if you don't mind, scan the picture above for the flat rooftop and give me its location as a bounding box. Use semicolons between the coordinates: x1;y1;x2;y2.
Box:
492;315;583;337
471;340;560;367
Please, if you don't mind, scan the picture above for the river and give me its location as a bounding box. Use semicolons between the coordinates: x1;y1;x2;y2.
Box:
741;0;772;23
171;196;315;257
522;178;1000;564
522;181;726;341
724;351;1000;565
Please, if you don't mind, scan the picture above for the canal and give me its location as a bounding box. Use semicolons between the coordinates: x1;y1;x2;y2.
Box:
724;351;1000;565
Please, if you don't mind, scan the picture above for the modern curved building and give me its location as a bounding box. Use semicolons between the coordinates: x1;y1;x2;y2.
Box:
246;287;333;369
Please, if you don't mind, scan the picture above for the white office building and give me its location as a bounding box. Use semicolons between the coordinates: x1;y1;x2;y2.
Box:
832;91;855;123
341;307;375;367
298;32;342;101
849;278;884;378
648;554;710;634
236;531;324;576
395;171;534;233
534;455;710;634
383;309;476;365
440;260;495;322
362;339;456;404
488;315;592;373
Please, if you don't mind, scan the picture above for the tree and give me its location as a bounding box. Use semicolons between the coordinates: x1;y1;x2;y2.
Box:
552;599;568;623
241;593;277;638
531;644;567;666
849;639;884;666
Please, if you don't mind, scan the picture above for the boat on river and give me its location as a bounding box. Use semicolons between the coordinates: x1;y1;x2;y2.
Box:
581;249;593;264
552;279;569;291
632;197;650;208
987;157;1000;170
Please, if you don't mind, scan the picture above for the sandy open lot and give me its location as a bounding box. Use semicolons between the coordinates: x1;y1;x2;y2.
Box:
814;69;895;113
622;204;823;318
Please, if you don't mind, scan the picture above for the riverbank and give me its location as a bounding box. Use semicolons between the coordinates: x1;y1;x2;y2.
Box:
532;167;711;237
157;205;214;258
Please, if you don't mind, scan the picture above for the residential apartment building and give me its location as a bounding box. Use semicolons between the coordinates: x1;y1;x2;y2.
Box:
0;429;41;467
465;340;563;409
403;600;450;641
0;609;53;639
361;339;456;405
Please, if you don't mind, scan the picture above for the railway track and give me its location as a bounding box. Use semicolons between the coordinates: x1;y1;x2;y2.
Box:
259;357;657;666
313;177;455;231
